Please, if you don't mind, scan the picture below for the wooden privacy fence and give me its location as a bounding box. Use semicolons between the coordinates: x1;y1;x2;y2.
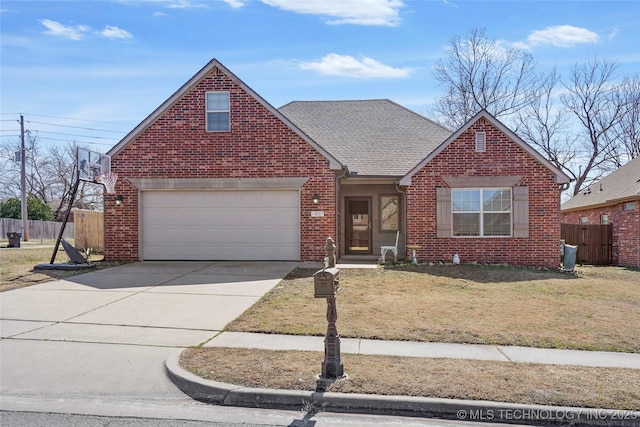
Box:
561;223;612;265
1;217;74;241
74;209;104;253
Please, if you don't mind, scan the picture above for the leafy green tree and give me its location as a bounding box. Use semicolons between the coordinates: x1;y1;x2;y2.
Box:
0;195;53;221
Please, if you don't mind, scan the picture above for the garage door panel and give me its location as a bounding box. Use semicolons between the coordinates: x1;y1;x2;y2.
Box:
142;190;299;260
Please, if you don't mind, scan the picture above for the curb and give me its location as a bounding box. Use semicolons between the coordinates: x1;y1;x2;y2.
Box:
165;352;640;426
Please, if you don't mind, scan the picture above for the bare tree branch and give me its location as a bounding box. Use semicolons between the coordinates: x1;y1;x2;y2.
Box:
432;28;544;128
560;57;628;195
0;136;103;219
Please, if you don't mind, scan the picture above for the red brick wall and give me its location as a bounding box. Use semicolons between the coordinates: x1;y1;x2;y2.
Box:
562;203;640;268
405;117;563;268
104;66;336;262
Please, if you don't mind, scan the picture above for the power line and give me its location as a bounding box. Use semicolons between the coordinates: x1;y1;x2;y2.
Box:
30;129;121;141
26;120;128;134
26;135;114;147
16;113;135;126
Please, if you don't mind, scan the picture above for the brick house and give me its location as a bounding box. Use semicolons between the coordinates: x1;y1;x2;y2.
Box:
561;157;640;268
104;59;570;267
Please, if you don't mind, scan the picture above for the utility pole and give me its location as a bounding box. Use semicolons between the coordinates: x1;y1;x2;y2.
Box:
20;114;29;241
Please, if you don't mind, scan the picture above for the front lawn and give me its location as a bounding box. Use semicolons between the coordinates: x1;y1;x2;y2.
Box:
226;264;640;352
183;264;640;411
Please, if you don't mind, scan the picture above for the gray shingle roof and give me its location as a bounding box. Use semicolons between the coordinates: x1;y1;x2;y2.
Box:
279;100;452;176
561;156;640;211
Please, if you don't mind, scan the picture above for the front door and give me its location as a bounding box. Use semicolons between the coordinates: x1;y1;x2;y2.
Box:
346;197;372;254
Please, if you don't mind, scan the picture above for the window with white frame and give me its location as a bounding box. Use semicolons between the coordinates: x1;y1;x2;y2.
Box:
452;188;511;236
206;91;230;132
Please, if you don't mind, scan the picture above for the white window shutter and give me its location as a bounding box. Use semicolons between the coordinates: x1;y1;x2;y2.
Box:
475;132;486;152
436;187;451;238
513;186;529;237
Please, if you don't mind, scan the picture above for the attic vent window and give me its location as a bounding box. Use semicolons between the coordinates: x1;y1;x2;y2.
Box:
475;132;486;152
206;91;230;132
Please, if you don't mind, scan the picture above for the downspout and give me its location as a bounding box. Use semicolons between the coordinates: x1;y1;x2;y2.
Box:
395;180;407;261
335;165;349;260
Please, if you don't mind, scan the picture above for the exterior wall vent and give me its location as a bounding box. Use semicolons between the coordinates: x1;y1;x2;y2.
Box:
475;132;486;152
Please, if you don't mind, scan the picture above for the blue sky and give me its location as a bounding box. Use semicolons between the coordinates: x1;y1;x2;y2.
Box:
1;0;639;152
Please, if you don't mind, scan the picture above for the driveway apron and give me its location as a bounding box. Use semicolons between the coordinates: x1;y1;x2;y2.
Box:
0;261;296;399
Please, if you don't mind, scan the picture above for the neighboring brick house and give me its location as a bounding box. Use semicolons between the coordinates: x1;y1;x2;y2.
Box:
561;157;640;268
104;59;570;267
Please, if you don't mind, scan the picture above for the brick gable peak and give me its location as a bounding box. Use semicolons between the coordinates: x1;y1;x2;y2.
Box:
399;110;572;186
107;58;342;170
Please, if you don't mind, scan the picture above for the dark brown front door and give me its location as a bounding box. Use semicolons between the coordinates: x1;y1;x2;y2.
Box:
346;198;372;254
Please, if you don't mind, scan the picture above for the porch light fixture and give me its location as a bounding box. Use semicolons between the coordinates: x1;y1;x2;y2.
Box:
115;195;124;206
312;194;320;204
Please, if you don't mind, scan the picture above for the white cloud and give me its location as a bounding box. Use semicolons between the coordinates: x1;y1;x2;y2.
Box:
101;25;133;40
527;25;599;48
40;19;91;41
261;0;403;26
164;0;209;9
223;0;246;8
442;0;459;9
300;53;413;78
40;19;134;41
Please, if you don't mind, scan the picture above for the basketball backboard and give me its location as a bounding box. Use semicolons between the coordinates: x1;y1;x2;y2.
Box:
77;147;110;182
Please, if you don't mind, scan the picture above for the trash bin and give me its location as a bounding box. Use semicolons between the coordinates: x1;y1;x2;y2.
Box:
7;232;22;248
563;244;577;271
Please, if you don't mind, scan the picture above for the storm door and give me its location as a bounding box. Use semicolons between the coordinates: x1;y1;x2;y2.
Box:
346;197;372;254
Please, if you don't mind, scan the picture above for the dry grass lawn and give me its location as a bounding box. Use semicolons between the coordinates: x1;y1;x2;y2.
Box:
181;347;640;411
183;265;640;411
0;243;111;292
227;265;640;352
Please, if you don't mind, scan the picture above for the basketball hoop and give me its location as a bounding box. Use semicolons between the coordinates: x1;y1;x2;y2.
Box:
96;172;118;194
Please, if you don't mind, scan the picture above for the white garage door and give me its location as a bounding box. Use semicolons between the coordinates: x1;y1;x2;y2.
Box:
141;190;300;260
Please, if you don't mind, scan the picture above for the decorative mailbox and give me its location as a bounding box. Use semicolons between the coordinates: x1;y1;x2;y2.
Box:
314;267;339;298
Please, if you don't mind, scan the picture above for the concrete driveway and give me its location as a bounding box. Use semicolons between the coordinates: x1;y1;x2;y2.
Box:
0;261;297;400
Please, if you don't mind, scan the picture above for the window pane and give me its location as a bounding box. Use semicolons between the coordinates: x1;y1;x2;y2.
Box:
484;213;511;236
453;213;480;236
207;112;229;131
206;92;229;110
483;189;511;211
381;195;399;231
452;190;480;212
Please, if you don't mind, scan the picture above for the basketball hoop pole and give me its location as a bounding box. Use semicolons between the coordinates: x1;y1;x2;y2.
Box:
50;177;80;264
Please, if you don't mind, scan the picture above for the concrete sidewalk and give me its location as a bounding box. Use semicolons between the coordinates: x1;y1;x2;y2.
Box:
206;331;640;370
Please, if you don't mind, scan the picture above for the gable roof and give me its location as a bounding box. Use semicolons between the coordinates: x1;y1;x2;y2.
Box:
279;100;452;177
107;59;342;170
561;156;640;212
399;110;572;186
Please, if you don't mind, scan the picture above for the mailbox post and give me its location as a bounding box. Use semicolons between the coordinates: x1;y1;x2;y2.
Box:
313;237;344;378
